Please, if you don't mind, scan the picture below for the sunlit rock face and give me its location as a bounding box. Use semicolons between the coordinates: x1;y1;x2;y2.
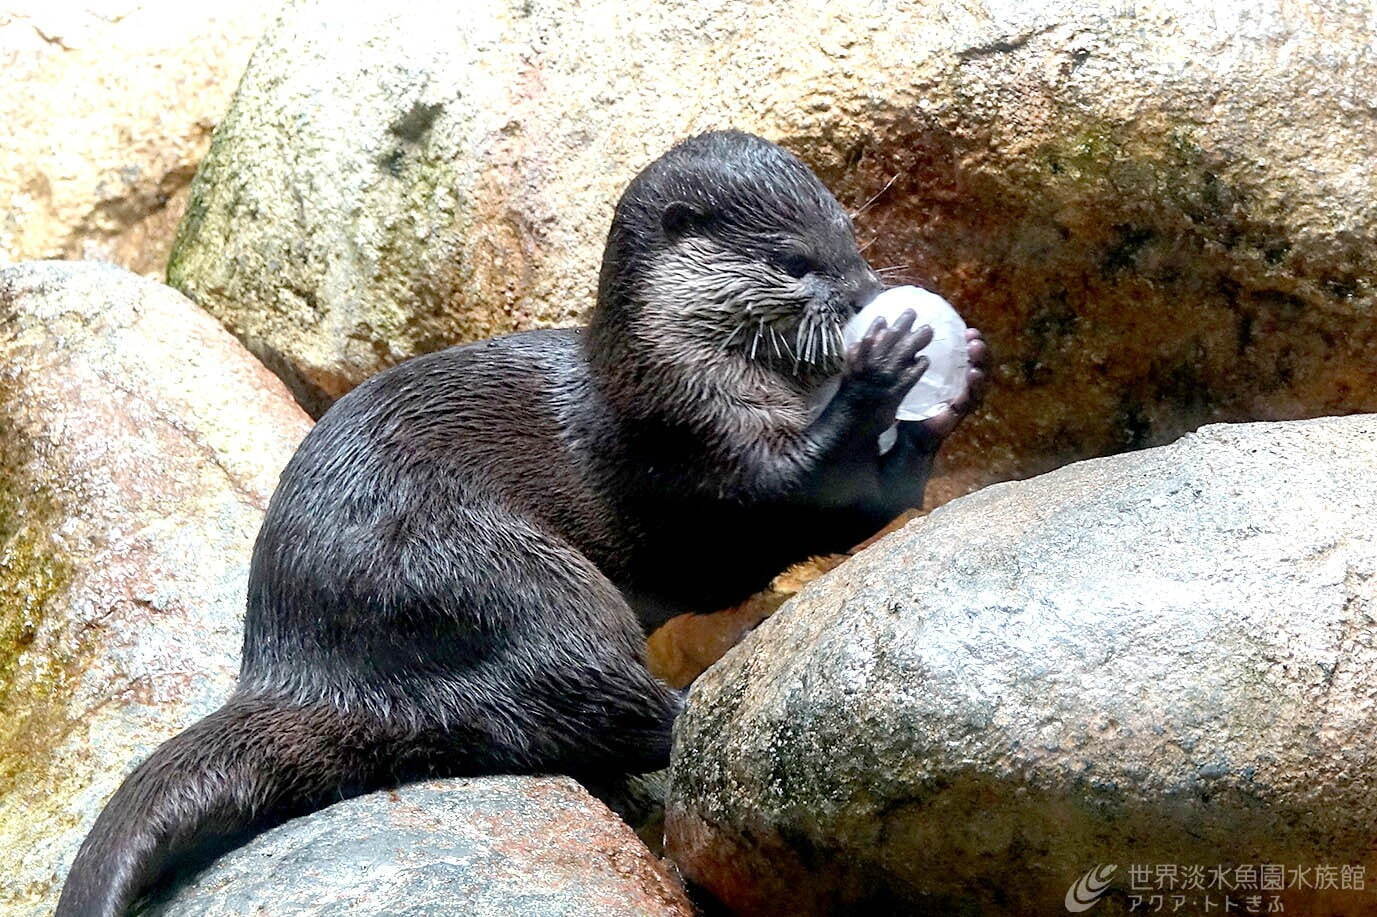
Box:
0;2;278;276
170;0;1375;508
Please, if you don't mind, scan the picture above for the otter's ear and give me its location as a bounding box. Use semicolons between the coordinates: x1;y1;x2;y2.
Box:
661;200;707;240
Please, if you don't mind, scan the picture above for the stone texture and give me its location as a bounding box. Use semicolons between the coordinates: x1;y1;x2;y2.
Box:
667;414;1377;916
0;1;277;275
0;261;312;915
145;776;694;917
170;2;1376;513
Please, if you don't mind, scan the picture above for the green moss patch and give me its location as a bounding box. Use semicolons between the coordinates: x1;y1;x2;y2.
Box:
0;371;92;798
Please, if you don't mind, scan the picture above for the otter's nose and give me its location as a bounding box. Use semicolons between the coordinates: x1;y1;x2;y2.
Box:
848;272;887;315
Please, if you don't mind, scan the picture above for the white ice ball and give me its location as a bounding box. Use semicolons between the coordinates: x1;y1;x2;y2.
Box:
843;285;970;422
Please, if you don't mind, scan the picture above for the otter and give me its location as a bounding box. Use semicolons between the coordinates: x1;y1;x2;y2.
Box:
57;130;988;916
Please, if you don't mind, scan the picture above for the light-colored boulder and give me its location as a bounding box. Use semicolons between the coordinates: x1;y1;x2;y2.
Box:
667;414;1377;915
170;0;1376;513
0;261;312;915
145;776;694;917
0;1;277;275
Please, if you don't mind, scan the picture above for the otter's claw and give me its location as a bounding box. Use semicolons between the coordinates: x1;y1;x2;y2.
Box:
841;309;933;419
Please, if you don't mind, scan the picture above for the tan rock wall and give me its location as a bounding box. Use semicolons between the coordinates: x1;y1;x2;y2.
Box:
0;1;276;275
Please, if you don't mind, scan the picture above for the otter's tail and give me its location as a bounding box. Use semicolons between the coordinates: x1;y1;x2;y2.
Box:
56;695;376;917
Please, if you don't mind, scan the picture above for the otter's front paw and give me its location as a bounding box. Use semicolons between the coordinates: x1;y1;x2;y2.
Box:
840;309;933;424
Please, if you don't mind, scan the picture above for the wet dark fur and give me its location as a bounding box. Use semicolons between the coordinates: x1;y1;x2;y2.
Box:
58;131;953;915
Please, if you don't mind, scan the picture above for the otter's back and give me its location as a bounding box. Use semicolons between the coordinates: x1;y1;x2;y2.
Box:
240;329;620;682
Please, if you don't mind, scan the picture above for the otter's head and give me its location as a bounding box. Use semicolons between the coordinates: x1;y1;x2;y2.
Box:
588;131;883;401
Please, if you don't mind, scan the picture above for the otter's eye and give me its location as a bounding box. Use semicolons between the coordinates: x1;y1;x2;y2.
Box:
774;252;816;279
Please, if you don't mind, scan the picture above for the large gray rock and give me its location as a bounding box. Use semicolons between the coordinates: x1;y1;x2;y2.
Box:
146;777;694;916
0;261;312;915
667;414;1377;915
170;1;1376;512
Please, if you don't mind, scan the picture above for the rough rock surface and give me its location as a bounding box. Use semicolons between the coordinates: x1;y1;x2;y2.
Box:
667;414;1377;916
0;261;312;915
170;1;1377;508
144;777;694;917
0;1;277;275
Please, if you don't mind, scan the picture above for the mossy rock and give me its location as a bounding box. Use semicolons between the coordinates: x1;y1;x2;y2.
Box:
0;262;312;915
